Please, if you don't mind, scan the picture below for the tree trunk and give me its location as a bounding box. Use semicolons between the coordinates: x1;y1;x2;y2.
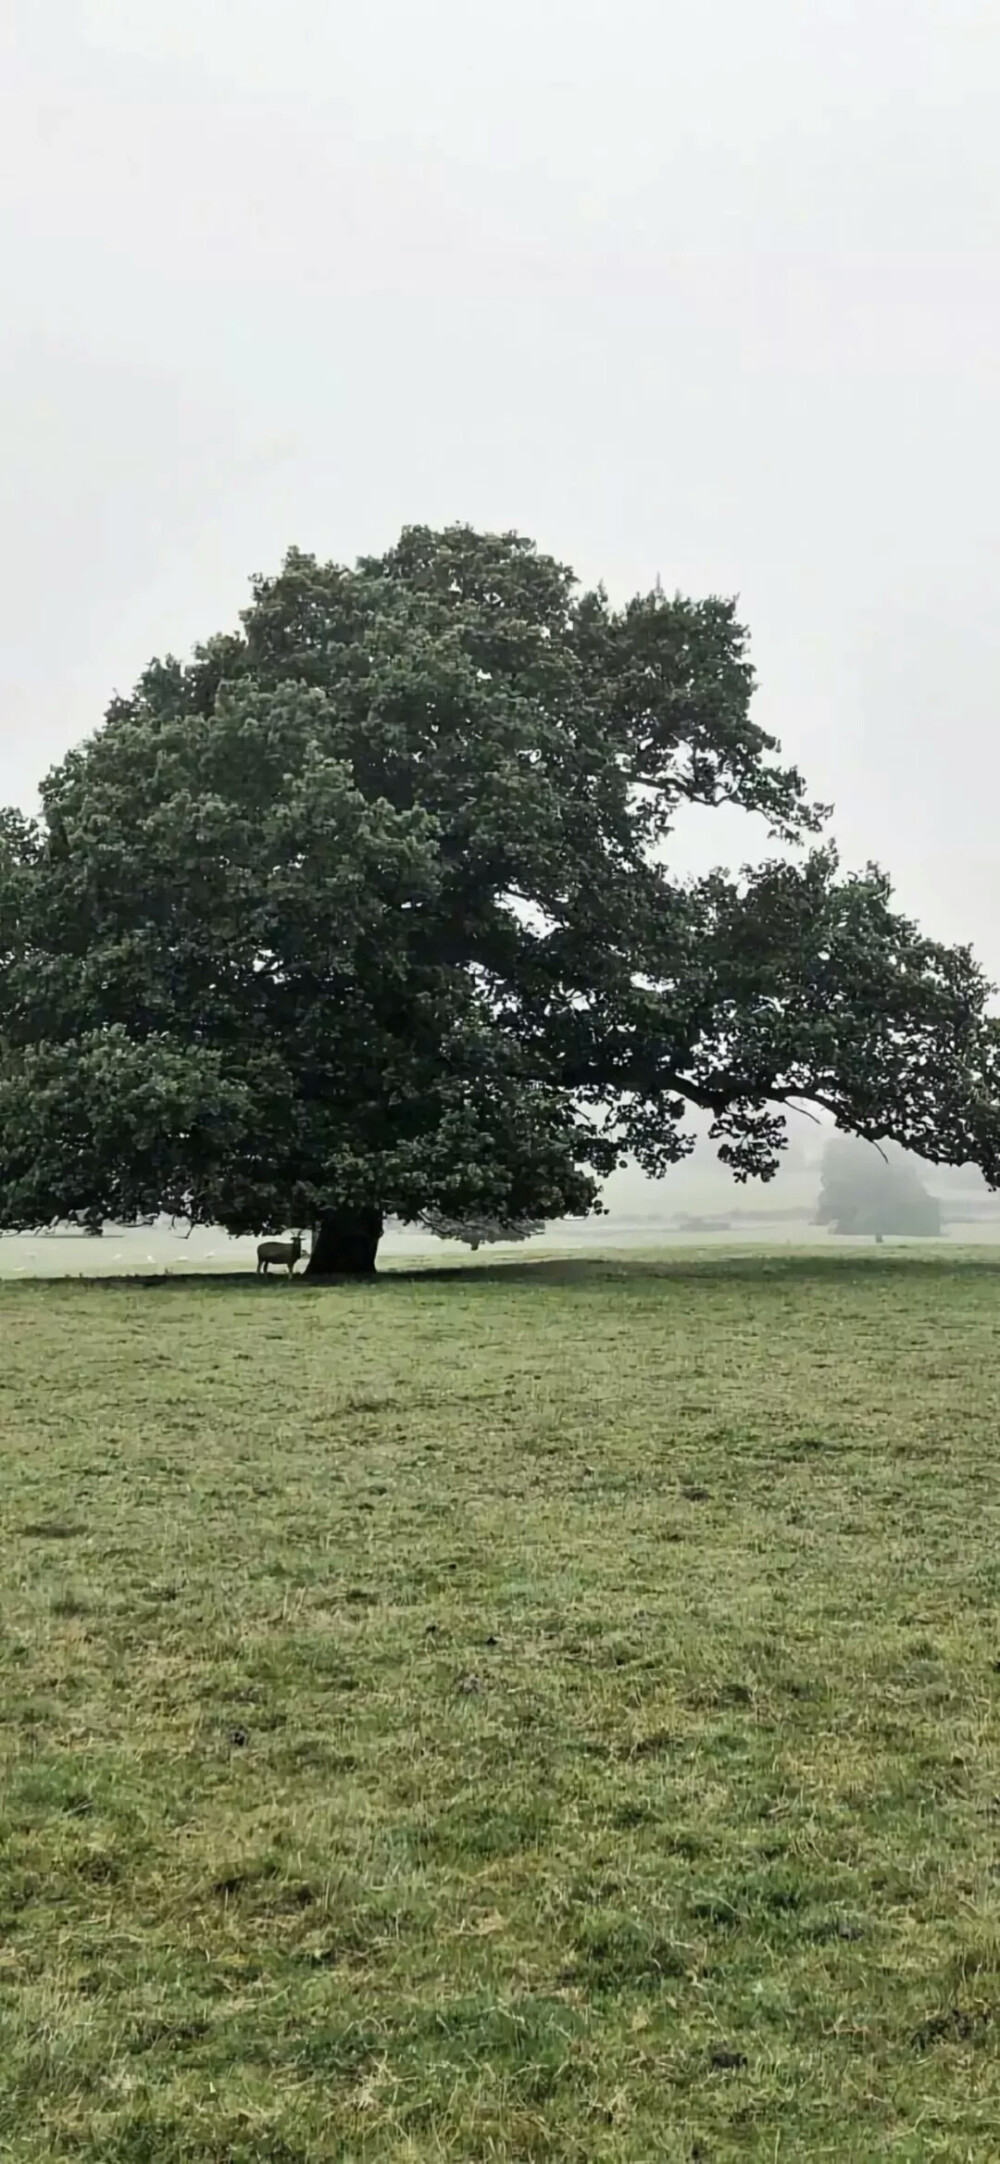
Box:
305;1206;383;1278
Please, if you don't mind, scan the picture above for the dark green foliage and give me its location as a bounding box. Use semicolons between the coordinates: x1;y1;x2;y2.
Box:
2;524;999;1268
816;1134;942;1238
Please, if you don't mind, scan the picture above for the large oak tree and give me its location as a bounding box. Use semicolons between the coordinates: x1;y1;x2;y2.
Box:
1;525;998;1273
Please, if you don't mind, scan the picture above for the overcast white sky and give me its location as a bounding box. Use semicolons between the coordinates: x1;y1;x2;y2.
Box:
4;0;1000;965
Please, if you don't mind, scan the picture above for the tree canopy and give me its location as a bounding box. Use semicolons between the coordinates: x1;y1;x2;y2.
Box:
1;524;998;1273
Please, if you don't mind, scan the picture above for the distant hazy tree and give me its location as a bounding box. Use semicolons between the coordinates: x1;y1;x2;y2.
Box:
816;1134;941;1238
420;1211;545;1251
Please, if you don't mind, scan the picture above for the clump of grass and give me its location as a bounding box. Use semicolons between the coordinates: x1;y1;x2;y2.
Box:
21;1520;85;1541
49;1589;92;1619
2;1249;1000;2157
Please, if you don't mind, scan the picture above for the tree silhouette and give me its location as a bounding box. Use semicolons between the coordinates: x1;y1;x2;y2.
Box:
816;1134;941;1238
1;527;997;1273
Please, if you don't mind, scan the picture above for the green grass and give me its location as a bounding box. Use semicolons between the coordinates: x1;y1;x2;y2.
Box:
3;1250;1000;2159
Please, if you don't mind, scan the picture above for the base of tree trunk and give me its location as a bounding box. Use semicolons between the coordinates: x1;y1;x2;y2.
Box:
305;1207;383;1278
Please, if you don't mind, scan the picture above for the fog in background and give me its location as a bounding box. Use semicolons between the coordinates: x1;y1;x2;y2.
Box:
3;0;1000;1221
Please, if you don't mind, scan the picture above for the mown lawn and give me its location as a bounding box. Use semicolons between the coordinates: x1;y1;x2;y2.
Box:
3;1251;1000;2160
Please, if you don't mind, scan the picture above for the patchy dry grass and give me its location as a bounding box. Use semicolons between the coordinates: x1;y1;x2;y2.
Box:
3;1250;1000;2159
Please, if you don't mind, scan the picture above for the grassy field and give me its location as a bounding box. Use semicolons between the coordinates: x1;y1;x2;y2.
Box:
3;1251;1000;2159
